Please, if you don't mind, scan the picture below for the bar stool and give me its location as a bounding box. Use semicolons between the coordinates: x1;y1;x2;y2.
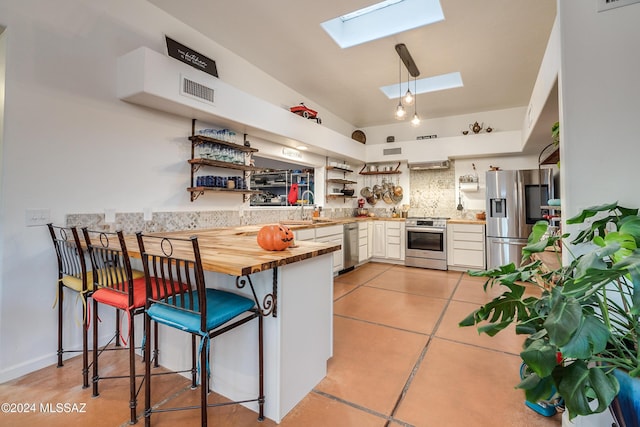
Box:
47;224;92;388
82;228;159;424
136;232;264;427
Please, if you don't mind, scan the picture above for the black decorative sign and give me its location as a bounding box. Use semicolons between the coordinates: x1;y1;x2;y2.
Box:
165;36;218;78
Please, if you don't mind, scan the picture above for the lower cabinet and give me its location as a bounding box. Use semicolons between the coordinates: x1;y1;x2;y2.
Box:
447;222;486;270
358;221;368;263
372;221;386;258
371;220;405;263
315;224;344;273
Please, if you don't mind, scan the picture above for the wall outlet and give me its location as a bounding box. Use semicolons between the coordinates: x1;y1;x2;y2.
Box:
25;208;50;227
143;207;153;221
598;0;640;12
105;208;116;223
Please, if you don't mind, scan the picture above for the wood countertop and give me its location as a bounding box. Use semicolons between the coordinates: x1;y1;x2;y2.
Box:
447;219;486;225
125;228;340;277
124;217;405;276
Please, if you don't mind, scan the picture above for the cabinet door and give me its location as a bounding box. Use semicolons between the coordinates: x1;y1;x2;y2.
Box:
367;221;373;258
372;222;386;258
385;222;402;260
358;221;368;262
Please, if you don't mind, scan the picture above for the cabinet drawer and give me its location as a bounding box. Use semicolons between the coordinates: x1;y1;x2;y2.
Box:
453;249;485;268
295;228;315;241
453;240;484;251
450;223;484;233
452;231;484;242
359;236;367;246
358;222;368;231
387;235;401;245
316;224;342;238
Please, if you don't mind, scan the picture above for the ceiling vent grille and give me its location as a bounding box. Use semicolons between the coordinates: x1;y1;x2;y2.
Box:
180;75;215;105
383;148;402;155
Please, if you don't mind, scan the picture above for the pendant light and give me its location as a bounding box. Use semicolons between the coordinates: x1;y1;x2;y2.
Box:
403;69;414;106
410;76;420;127
394;58;406;120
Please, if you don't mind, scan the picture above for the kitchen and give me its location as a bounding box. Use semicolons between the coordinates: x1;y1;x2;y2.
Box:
1;1;639;427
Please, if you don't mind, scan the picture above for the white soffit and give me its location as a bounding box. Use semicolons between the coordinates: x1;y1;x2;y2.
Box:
380;72;464;99
321;0;445;48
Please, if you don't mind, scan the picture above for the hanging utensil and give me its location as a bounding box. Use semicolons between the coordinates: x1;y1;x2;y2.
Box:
457;186;464;211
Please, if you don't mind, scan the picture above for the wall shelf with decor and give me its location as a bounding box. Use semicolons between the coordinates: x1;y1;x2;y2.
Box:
187;119;262;202
459;174;479;192
326;162;357;203
359;162;402;175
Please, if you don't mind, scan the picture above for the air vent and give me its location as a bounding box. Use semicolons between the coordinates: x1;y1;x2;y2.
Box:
180;75;215;105
383;148;402;156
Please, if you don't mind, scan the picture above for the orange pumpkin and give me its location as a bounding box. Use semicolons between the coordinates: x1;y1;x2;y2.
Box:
256;224;294;251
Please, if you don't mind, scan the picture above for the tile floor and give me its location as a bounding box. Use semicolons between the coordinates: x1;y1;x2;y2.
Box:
0;263;562;426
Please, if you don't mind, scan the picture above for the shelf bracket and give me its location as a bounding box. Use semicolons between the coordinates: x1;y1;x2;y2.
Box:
190;190;204;202
235;269;278;318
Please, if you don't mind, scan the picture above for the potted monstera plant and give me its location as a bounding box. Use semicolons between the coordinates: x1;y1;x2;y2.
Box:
460;202;640;425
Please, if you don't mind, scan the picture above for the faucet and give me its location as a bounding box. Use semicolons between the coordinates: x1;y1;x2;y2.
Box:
299;190;315;220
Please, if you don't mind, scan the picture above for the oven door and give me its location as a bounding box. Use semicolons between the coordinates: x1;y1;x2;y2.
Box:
405;227;446;260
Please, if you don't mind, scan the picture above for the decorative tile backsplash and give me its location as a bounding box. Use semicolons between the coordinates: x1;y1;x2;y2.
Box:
408;162;458;218
66;207;362;234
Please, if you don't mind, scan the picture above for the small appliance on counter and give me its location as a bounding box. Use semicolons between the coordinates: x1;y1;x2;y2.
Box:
356;199;368;217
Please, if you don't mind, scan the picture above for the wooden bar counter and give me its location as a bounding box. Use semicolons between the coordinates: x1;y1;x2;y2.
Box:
126;227;340;423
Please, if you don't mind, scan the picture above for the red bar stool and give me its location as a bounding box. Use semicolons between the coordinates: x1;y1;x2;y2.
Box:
47;224;92;388
136;232;265;427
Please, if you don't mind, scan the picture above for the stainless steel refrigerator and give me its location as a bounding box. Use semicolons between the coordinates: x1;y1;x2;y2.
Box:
486;169;554;269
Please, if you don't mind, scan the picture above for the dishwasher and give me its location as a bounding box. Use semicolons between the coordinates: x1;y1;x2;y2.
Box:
342;222;359;272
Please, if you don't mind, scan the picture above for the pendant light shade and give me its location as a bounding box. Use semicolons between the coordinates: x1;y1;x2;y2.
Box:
395;102;406;120
403;69;414;106
410;76;420;127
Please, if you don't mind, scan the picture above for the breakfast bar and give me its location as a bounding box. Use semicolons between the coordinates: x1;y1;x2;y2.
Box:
125;227;341;423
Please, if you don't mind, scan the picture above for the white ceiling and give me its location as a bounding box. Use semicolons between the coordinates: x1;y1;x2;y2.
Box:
148;0;557;131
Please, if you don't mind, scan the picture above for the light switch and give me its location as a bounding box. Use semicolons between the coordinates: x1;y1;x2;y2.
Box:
25;208;50;227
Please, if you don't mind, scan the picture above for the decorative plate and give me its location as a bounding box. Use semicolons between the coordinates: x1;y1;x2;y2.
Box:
351;130;366;144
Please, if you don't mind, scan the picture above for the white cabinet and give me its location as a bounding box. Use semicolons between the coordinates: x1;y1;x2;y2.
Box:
372;221;386;258
370;220;405;263
358;222;369;263
448;222;486;270
385;221;404;260
295;228;315;242
315;224;344;273
367;221;373;259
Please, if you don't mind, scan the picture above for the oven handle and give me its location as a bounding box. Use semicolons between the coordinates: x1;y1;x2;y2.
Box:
406;226;445;234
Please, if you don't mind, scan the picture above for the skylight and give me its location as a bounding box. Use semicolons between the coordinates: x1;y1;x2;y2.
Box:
321;0;445;48
379;72;464;98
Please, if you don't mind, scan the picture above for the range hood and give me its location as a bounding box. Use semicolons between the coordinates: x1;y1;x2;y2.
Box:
408;160;450;170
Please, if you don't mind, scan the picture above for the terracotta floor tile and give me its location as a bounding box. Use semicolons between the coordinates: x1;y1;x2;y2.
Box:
334;263;391;286
315;316;428;416
1;265;564;426
434;299;525;355
333;286;447;334
453;277;544;305
333;280;361;301
394;338;562;426
280;392;386;427
366;267;461;299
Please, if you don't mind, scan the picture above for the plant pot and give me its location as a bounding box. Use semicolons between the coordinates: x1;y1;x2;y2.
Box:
610;368;640;427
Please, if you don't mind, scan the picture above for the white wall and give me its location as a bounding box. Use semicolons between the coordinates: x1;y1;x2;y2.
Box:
362;107;527;144
0;0;354;381
558;1;640;222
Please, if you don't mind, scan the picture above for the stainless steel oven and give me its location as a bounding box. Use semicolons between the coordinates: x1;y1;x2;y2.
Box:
405;217;448;270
